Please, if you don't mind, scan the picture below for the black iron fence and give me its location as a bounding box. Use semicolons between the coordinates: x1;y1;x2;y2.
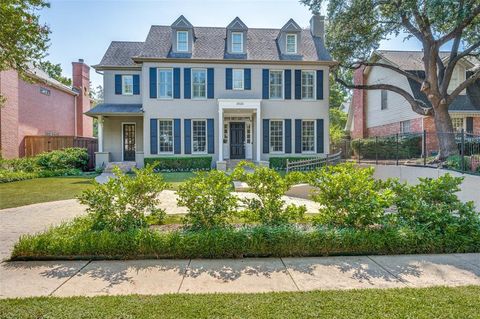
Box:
331;130;480;174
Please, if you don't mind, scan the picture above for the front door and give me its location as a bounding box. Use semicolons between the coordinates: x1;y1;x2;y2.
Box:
230;122;245;159
123;123;136;161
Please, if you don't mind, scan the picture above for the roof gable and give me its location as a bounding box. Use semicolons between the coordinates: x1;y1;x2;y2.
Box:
227;17;248;31
171;15;193;29
280;19;302;32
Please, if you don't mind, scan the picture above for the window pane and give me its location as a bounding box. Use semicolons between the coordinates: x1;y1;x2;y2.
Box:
192;120;207;153
232;33;243;53
270;120;283;152
302;120;315;152
301;71;314;99
158;69;173;98
451;118;464;132
269;71;283;99
233;69;244;89
158;120;173;153
192;70;207;98
286;34;296;53
122;75;133;95
177;31;188;51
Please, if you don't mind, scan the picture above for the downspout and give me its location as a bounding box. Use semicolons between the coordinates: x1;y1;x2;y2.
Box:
74;94;77;137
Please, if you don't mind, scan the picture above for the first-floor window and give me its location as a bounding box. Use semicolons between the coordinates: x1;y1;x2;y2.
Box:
192;120;207;153
400;120;411;134
270;120;284;153
122;75;133;95
451;118;464;132
158;120;173;153
302;120;315;152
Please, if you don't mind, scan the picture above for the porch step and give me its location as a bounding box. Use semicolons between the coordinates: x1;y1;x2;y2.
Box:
104;161;136;173
226;160;254;170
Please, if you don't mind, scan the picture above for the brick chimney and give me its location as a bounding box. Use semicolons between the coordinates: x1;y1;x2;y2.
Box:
72;59;93;137
351;66;367;139
309;15;325;41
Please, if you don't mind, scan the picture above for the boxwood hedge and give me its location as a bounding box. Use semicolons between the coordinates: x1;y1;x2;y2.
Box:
144;156;212;172
351;135;422;160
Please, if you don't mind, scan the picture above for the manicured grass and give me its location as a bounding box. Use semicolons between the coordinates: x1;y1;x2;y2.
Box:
160;171;196;190
0;176;95;209
1;286;479;318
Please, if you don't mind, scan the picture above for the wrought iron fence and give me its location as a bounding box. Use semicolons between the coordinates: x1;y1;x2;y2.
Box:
286;151;342;173
332;130;480;174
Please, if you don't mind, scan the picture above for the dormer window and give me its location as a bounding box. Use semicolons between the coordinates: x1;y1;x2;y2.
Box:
286;34;297;54
177;31;188;52
232;32;243;53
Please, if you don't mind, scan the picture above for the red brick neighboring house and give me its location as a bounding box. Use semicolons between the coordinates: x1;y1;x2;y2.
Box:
346;51;480;152
0;59;93;158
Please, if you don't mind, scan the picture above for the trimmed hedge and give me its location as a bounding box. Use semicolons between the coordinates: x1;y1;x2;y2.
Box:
11;219;480;260
351;135;422;160
269;157;316;170
144;156;212;172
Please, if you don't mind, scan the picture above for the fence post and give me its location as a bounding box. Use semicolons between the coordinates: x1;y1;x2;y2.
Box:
358;142;361;164
396;133;399;166
286;159;289;174
375;136;378;165
423;130;427;166
461;129;465;172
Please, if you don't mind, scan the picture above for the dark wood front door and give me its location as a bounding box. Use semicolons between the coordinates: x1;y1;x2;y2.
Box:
123;123;136;161
230;122;245;159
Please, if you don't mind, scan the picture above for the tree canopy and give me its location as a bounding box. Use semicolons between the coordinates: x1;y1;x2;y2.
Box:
39;61;71;86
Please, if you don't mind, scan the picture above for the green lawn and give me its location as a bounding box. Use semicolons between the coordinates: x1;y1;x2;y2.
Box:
1;286;479;318
160;171;196;190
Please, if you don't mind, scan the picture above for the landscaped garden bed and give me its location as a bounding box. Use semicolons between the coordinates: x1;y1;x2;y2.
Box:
11;163;480;260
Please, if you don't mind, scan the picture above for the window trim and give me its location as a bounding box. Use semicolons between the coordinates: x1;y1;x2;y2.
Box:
176;30;189;52
269;70;284;100
400;120;411;134
191;68;208;100
381;90;388;110
286;33;297;54
451;117;465;132
157;119;174;155
269;119;285;154
121;75;133;95
232;69;244;90
231;32;244;53
121;122;136;161
191;119;208;154
301;119;316;154
301;70;316;100
157;68;174;100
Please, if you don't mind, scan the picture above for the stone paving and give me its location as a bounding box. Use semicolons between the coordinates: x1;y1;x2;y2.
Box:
0;254;478;298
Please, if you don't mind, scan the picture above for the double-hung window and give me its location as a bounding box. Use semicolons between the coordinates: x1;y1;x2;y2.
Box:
302;120;315;152
233;69;244;90
232;32;243;53
286;34;297;54
158;120;173;153
177;31;188;51
269;70;283;99
270;120;284;153
451;118;464;132
192;69;207;99
158;69;173;99
301;71;315;99
122;75;133;95
400;120;411;134
192;120;207;153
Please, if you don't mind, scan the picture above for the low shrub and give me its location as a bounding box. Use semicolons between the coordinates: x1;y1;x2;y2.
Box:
351;135;422;160
77;165;167;232
308;163;394;228
444;155;472;171
0;170;38;183
11;220;480;260
232;162;306;225
0;157;37;172
144;156;212;172
36;148;89;171
269;157;315;170
177;170;238;230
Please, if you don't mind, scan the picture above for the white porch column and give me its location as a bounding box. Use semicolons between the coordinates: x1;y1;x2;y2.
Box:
256;109;261;162
218;108;224;161
98;115;104;152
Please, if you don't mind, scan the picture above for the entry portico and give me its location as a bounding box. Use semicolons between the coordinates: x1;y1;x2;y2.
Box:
217;99;262;168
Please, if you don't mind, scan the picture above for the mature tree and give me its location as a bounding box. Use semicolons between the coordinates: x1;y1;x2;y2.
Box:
329;74;349;143
39;60;71;86
301;0;480;159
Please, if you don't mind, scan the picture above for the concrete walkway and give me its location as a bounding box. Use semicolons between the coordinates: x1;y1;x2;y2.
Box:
0;253;478;298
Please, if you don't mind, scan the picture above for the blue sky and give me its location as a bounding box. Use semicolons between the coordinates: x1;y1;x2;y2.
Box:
39;0;423;88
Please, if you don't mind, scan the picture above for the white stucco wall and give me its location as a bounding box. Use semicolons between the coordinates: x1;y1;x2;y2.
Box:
102;116;144;162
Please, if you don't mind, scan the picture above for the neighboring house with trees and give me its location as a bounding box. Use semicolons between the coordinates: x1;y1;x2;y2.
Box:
88;15;333;169
0;60;93;158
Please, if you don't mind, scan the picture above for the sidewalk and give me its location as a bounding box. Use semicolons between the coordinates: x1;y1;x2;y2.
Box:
1;253;478;299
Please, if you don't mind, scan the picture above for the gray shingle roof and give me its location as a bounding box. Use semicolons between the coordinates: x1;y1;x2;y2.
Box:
376;50;479;70
96;26;331;67
85;104;143;116
98;41;144;67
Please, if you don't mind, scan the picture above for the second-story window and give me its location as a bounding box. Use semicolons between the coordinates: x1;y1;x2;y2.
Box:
286;34;297;54
232;32;243;53
177;31;188;52
233;69;244;90
122;75;133;95
381;90;388;110
269;70;283;99
192;69;207;99
158;69;173;99
301;71;315;99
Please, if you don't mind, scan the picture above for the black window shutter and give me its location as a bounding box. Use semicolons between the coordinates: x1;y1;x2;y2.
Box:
285;70;292;100
184;119;191;154
466;117;474;133
285;119;292;153
207;119;214;154
226;68;233;90
316;119;324;153
133;75;140;95
295;119;302;153
207;68;214;99
174;119;181;154
262;69;269;99
263;119;270;153
294;70;301;100
173;68;181;99
184;68;191;99
150;119;158;154
115;75;122;95
244;69;251;90
149;68;157;98
316;70;324;100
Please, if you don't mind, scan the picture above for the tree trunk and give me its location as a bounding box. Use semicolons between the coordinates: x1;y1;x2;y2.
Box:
432;105;458;160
